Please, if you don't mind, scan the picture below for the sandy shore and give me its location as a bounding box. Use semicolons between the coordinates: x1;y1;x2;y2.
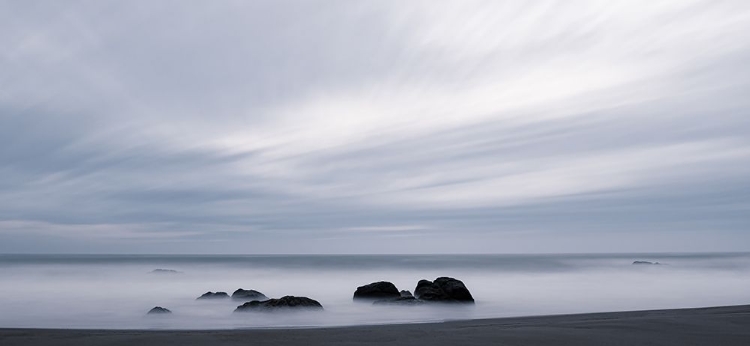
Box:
2;305;749;346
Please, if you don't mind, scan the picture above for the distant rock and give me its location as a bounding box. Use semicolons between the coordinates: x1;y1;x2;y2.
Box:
400;290;413;298
150;269;182;274
633;261;661;265
414;277;474;303
197;291;229;300
373;296;424;306
231;288;269;301
353;281;401;300
147;306;172;314
234;296;323;312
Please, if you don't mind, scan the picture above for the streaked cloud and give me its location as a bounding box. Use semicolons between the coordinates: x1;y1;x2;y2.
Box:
1;0;749;253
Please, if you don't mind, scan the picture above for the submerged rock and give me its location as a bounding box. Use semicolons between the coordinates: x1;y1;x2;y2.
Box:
147;306;172;314
353;281;401;300
373;296;424;306
234;296;323;312
150;269;182;274
414;277;474;303
633;261;661;265
197;291;229;300
231;288;268;301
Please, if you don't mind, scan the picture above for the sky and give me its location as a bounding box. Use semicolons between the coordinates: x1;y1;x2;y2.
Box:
1;0;749;254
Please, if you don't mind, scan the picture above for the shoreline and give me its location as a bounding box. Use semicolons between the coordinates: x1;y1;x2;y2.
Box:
2;305;749;345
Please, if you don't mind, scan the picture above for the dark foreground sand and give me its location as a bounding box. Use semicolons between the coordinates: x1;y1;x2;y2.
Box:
2;305;749;346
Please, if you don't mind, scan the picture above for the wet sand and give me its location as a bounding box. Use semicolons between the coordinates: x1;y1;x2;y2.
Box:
2;305;749;346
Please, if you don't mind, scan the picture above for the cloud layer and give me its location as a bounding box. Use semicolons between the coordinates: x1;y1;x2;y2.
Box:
2;0;749;253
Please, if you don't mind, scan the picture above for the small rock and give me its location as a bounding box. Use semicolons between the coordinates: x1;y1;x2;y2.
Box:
150;269;182;274
232;288;269;301
197;291;229;300
147;306;171;314
633;261;661;265
400;290;413;298
234;296;323;312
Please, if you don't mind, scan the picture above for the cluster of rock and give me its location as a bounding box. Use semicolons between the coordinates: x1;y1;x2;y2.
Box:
151;287;322;315
354;277;474;305
148;277;473;315
196;289;270;301
193;288;323;313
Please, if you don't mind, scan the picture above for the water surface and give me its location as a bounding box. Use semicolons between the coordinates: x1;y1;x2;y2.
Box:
0;253;748;329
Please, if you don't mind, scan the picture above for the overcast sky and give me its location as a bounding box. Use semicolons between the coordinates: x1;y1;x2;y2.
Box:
1;0;749;254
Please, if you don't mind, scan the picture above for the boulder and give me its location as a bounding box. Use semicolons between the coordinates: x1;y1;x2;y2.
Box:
353;281;400;300
147;306;171;314
414;277;474;303
232;288;269;301
415;279;450;301
234;296;323;312
197;291;229;300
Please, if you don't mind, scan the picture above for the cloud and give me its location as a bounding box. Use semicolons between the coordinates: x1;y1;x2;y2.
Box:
0;220;201;240
1;0;749;253
343;225;428;233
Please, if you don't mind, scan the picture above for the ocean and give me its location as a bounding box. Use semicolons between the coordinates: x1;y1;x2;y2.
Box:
0;253;748;329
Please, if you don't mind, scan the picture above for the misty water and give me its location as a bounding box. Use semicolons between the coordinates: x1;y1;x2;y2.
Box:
0;253;749;329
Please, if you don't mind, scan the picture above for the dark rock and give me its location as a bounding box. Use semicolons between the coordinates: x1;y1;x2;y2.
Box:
234;296;323;312
147;306;171;314
150;269;181;274
232;288;268;301
633;261;661;265
353;281;400;300
434;277;474;301
373;296;424;306
197;291;229;300
414;277;474;303
415;279;450;301
400;290;413;298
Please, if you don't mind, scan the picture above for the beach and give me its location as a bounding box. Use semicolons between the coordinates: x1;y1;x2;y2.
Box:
2;305;749;346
